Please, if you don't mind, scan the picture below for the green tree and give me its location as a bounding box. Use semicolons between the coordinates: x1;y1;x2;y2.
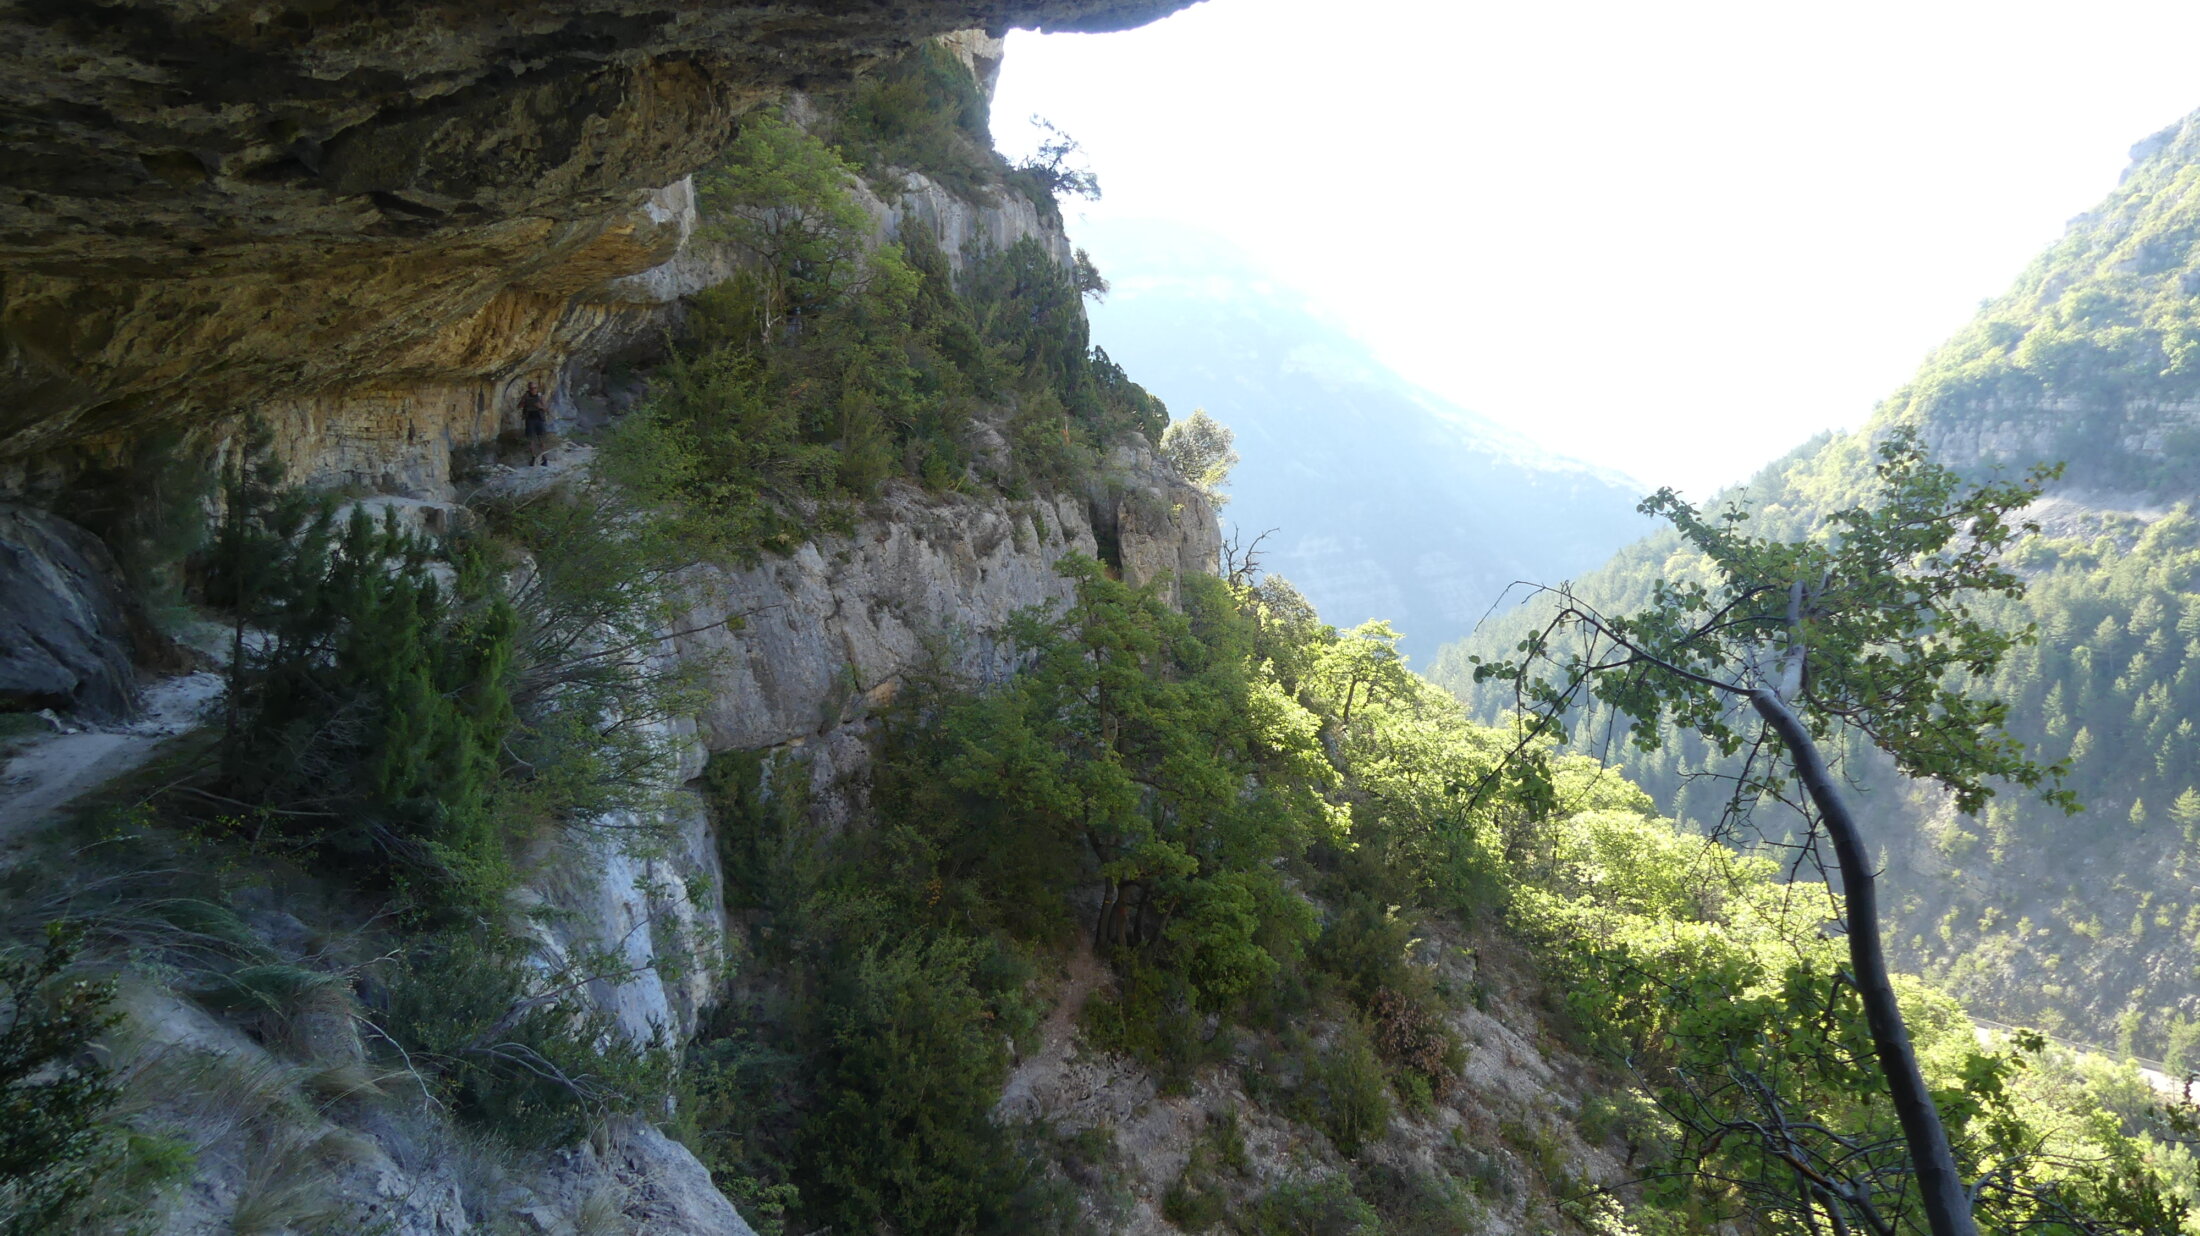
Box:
208;462;518;902
1160;408;1240;507
1474;429;2071;1236
796;935;1033;1234
0;926;121;1235
697;112;870;340
2171;787;2200;838
1013;116;1101;202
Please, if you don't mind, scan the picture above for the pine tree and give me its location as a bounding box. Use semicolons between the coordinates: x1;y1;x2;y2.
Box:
2170;787;2200;839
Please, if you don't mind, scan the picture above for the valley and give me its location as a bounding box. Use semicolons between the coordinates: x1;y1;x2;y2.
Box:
0;6;2196;1235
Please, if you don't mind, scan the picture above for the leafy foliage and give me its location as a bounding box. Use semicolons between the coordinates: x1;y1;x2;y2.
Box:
1011;116;1103;207
824;42;998;197
607;110;1169;566
375;928;674;1150
797;935;1043;1233
1437;432;2200;1057
1473;428;2069;819
0;926;123;1235
206;451;518;904
1161;408;1240;507
1466;429;2089;1236
695;114;873;338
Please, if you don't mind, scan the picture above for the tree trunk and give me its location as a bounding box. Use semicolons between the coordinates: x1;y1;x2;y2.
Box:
1750;687;1976;1236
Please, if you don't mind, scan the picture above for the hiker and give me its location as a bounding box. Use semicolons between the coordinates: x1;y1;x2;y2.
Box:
519;381;551;465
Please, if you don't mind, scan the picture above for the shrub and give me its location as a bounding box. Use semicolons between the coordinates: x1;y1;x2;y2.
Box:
1080;955;1232;1095
1162;1110;1250;1231
696;112;871;335
0;925;123;1235
678;1019;804;1236
1160;408;1239;506
1244;1175;1381;1236
374;928;672;1150
477;481;702;801
1368;985;1464;1100
1294;1025;1392;1158
206;456;517;907
1349;1160;1480;1236
796;933;1033;1234
825;43;997;196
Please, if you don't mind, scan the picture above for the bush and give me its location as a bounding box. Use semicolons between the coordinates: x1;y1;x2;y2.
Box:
1079;956;1239;1097
1367;985;1464;1100
474;479;698;828
678;1019;805;1236
207;456;517;908
1349;1160;1479;1236
0;926;123;1235
1243;1175;1381;1236
1294;1024;1392;1158
825;43;997;196
796;934;1035;1234
1162;1111;1250;1231
375;929;673;1150
624;112;1053;553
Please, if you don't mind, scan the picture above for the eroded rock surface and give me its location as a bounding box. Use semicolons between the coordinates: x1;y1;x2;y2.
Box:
0;502;142;718
674;442;1219;760
0;0;1198;455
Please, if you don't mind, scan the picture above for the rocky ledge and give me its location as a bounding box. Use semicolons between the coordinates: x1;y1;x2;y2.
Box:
0;0;1199;456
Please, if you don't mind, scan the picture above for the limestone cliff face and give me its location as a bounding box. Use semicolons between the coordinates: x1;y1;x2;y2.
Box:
1;155;1080;507
1885;108;2200;496
662;439;1217;821
0;0;1197;458
0;12;1235;1230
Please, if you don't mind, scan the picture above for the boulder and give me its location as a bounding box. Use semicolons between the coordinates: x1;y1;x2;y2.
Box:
0;502;139;720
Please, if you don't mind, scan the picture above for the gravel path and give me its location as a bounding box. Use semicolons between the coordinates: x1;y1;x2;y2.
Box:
0;672;224;836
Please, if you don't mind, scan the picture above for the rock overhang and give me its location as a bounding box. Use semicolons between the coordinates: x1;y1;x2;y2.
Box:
0;0;1204;455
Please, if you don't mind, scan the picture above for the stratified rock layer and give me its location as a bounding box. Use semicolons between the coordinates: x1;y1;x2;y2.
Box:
0;0;1198;455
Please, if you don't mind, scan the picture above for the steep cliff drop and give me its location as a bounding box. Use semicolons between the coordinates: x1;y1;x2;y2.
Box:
0;10;1226;1233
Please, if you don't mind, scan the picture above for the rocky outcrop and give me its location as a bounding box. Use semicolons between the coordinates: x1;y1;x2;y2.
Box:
4;120;1086;504
669;439;1219;816
676;487;1099;756
0;502;142;718
851;169;1074;271
1097;437;1227;600
528;788;727;1050
0;0;1198;457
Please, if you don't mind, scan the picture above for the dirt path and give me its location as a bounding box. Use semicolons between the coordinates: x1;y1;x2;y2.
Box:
0;672;223;836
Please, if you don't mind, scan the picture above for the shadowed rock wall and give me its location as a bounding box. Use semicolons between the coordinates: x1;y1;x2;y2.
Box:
0;0;1200;456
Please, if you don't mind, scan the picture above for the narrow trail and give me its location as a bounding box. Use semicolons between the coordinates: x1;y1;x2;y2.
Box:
0;672;223;838
0;451;593;845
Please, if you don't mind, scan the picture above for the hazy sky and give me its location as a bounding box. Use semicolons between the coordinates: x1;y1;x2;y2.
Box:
992;0;2200;495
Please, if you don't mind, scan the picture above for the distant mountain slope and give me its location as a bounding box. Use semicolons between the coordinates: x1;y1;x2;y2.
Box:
1883;115;2200;497
1432;110;2200;1062
1077;217;1651;661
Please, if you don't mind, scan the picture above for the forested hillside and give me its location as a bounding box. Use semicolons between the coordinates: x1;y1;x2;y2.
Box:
6;13;2200;1236
1434;108;2200;1065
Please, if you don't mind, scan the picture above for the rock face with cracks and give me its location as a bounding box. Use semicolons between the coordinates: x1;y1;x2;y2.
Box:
0;0;1199;456
0;7;1243;1231
0;501;144;718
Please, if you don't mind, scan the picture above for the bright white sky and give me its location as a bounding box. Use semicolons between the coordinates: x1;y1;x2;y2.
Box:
992;0;2200;496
